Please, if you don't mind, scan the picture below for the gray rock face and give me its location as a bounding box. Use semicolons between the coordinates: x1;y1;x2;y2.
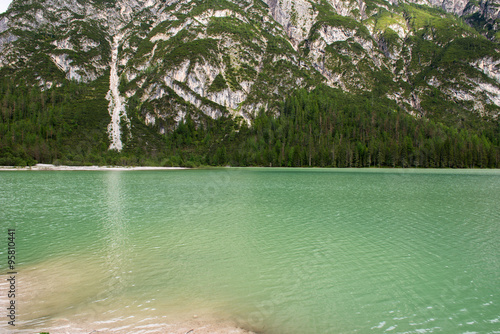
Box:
415;0;470;15
480;0;500;20
0;0;499;144
264;0;317;48
462;0;500;20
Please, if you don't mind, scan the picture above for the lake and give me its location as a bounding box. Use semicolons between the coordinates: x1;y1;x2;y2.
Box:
0;168;499;333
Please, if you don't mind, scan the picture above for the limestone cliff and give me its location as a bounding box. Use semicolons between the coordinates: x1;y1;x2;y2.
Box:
0;0;498;151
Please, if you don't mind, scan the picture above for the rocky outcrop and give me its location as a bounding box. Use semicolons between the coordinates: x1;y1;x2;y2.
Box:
264;0;317;48
0;0;499;142
463;0;500;20
471;56;500;83
107;35;130;151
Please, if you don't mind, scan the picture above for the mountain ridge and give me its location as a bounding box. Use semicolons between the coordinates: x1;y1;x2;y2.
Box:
0;0;499;167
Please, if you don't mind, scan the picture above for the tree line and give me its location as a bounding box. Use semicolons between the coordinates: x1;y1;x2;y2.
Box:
167;86;499;168
0;75;498;168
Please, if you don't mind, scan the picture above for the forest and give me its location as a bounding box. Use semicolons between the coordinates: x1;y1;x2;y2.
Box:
167;86;500;168
0;74;499;168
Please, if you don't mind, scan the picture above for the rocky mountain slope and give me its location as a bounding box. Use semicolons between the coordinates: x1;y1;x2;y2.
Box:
0;0;499;166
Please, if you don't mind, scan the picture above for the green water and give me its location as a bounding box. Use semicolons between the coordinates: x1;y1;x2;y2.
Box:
0;168;499;333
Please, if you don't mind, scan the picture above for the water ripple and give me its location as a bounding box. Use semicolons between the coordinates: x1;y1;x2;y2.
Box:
0;169;498;334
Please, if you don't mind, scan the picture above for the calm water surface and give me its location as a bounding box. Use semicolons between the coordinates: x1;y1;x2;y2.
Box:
0;168;499;333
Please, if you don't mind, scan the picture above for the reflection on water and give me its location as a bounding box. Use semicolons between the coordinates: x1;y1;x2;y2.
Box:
90;171;131;315
0;168;499;333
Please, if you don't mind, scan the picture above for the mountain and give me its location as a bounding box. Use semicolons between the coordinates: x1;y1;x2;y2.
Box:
0;0;499;167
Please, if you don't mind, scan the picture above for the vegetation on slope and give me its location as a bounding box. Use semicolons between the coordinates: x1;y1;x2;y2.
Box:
1;0;499;168
165;86;500;168
1;79;498;168
0;69;111;166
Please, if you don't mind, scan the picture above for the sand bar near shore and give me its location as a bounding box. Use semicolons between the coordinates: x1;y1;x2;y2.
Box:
0;164;187;171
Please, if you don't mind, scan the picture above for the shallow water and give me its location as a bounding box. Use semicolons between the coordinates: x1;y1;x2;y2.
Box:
0;168;499;333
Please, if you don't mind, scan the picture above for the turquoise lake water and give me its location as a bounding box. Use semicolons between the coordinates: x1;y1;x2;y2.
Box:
0;168;499;333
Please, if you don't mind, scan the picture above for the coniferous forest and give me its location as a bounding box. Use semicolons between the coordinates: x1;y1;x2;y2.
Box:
0;75;499;168
1;0;500;169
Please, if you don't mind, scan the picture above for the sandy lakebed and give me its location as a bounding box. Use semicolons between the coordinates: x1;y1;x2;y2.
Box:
0;164;189;171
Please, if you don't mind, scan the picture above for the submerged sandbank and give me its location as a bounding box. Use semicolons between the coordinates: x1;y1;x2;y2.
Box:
12;320;255;334
0;164;187;171
1;315;255;334
0;257;256;334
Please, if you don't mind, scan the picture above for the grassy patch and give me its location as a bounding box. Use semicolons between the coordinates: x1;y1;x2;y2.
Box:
208;73;228;92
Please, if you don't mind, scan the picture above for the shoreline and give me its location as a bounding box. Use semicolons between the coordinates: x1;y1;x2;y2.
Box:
0;164;188;171
1;164;499;171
